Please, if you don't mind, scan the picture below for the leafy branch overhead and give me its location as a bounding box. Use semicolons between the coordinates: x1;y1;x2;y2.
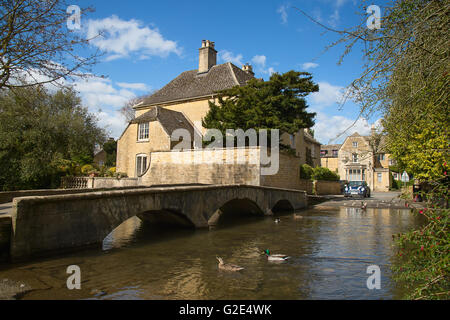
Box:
202;71;318;135
0;0;102;89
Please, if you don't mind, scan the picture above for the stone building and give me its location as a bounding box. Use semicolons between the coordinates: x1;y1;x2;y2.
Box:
320;130;394;192
117;40;320;179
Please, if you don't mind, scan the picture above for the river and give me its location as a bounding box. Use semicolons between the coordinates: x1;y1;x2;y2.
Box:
0;206;423;300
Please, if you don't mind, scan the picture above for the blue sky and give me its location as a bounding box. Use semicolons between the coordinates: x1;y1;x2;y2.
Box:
66;0;385;144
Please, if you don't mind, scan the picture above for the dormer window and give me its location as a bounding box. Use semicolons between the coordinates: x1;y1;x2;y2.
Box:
353;141;358;148
138;122;149;141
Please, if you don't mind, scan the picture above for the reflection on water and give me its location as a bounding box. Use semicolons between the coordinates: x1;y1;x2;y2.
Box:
0;207;423;300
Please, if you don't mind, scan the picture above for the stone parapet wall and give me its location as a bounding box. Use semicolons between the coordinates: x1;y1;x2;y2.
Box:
314;180;341;195
141;147;262;186
0;184;144;204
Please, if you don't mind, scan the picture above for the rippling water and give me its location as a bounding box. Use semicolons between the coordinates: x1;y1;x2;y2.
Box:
0;207;423;300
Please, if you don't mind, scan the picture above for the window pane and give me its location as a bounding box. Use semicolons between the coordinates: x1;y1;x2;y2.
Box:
142;157;147;173
137;157;142;175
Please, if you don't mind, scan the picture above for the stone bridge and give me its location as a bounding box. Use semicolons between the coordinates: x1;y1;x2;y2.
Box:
8;184;307;260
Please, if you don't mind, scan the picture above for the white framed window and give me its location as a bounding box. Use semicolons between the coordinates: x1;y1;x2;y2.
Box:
352;153;358;163
138;122;149;141
353;141;358;148
136;154;148;176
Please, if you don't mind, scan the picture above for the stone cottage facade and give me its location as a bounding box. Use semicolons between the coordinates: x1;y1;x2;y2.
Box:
320;130;394;192
117;40;321;179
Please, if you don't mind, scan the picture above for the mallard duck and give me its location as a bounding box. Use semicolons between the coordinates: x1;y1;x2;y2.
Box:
361;201;367;210
264;249;290;261
274;218;281;223
216;256;244;271
293;214;303;219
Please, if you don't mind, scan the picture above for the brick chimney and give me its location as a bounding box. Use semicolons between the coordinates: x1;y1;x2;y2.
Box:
242;63;254;76
198;40;217;73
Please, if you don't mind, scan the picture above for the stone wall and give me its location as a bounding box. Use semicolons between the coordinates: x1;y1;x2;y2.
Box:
141;147;261;186
91;178;139;189
321;157;339;173
314;180;341;195
373;168;391;192
0;185;145;204
260;152;305;190
0;216;11;261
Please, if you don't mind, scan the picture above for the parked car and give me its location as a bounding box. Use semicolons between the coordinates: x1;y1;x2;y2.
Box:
344;181;371;198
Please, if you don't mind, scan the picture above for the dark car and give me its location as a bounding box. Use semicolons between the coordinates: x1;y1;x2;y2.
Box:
344;181;371;198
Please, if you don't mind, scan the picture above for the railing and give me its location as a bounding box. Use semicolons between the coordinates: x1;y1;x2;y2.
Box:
60;177;92;189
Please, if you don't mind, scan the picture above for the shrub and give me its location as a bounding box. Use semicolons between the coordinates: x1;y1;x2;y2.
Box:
300;164;313;180
80;164;94;175
115;172;128;179
311;167;340;181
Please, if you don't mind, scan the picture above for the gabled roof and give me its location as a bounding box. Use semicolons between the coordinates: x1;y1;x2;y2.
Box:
139;62;254;107
303;130;321;145
131;106;196;139
321;144;342;151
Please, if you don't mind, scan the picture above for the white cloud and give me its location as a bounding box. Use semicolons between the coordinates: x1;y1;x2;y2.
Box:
116;82;150;91
313;112;375;144
251;55;266;68
277;5;288;24
310;81;345;108
85;15;181;61
96;110;129;138
251;55;276;76
302;62;319;70
329;9;340;27
219;50;244;66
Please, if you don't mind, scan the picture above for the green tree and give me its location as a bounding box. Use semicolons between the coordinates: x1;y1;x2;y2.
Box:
0;85;106;190
103;139;117;167
293;0;449;299
311;167;340;181
202;71;318;138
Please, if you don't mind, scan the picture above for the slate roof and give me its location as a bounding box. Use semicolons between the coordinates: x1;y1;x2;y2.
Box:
320;144;341;158
131;106;196;138
139;62;254;107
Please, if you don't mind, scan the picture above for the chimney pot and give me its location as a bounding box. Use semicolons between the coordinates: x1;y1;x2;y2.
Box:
198;39;217;73
242;63;254;76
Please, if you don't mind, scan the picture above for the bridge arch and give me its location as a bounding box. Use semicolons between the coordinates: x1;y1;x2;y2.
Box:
207;197;265;227
271;199;295;214
137;209;196;228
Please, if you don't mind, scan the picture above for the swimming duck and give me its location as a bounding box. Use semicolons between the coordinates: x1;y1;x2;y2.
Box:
264;249;290;261
293;214;303;219
216;256;244;272
274;218;281;223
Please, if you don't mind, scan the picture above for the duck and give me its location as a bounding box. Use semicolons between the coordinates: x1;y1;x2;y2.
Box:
293;214;303;219
216;256;244;272
264;249;290;261
361;201;367;210
274;218;281;223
